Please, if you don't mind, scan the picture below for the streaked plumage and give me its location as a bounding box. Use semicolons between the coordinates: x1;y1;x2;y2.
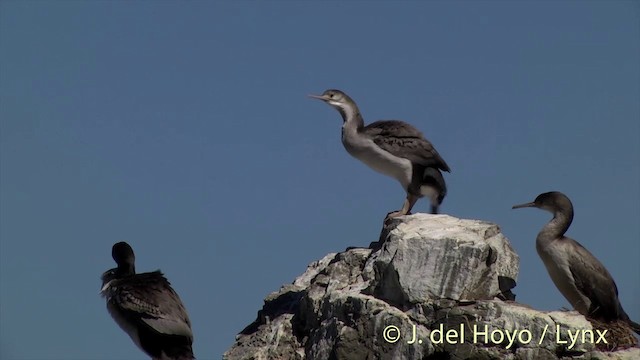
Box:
101;242;195;359
310;89;450;218
513;191;639;335
363;120;450;171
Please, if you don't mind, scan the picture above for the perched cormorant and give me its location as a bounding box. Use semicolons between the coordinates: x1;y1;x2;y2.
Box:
513;191;640;335
101;242;195;359
309;89;450;218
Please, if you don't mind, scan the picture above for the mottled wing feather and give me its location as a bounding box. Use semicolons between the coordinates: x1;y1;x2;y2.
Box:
566;239;621;320
111;271;193;339
363;120;450;172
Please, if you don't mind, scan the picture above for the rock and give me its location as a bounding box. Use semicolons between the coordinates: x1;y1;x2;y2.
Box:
368;215;519;307
223;214;639;360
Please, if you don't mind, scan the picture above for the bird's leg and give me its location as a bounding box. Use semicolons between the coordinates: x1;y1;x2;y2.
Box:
385;194;419;222
404;193;419;215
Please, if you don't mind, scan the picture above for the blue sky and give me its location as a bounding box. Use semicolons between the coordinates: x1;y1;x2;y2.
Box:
1;1;638;359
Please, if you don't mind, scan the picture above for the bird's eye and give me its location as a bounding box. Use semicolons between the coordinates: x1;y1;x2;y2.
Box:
329;93;334;98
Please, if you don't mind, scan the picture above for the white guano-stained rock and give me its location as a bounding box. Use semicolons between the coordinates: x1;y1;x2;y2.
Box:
223;214;639;360
369;214;519;304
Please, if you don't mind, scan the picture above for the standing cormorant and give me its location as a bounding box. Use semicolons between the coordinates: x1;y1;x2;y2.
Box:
309;89;450;219
513;191;640;335
101;241;195;359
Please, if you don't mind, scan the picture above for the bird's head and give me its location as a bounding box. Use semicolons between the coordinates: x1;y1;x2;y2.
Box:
308;89;358;120
100;268;119;295
512;191;573;214
112;241;135;269
101;241;136;294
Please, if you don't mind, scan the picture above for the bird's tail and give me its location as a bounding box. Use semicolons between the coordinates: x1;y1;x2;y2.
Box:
617;304;640;336
628;319;640;335
422;167;447;214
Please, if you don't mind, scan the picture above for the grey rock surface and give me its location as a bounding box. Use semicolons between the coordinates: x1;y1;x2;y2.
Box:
369;215;519;306
223;214;639;360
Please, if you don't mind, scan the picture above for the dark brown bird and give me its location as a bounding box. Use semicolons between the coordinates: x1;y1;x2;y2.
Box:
513;191;639;335
101;242;195;359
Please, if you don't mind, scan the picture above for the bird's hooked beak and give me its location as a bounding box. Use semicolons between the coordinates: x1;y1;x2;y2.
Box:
512;201;537;209
100;280;112;294
308;94;329;101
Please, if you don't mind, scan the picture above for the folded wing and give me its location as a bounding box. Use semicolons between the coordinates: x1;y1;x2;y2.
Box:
363;120;450;172
112;271;193;340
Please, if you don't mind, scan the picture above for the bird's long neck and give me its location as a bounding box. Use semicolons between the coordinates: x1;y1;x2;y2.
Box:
118;263;136;276
339;102;365;133
536;207;573;245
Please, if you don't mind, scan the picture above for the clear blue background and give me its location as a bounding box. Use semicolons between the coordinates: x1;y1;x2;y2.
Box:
1;1;638;359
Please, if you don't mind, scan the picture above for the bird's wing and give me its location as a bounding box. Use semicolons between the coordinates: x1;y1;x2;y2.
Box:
112;271;193;339
363;120;450;172
566;238;622;320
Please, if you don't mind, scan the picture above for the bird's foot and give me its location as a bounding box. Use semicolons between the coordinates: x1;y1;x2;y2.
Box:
383;210;410;226
384;210;402;220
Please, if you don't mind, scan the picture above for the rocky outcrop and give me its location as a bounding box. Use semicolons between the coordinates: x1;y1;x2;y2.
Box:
223;214;639;360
